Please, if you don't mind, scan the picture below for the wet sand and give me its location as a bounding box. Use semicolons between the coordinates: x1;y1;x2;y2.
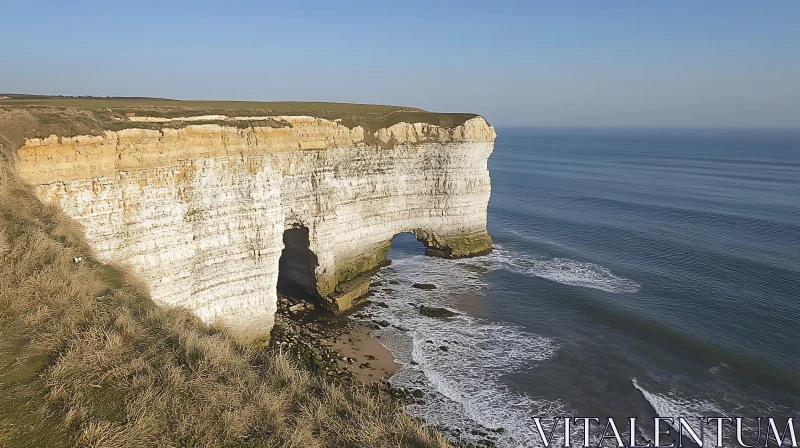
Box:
332;323;399;384
274;294;398;385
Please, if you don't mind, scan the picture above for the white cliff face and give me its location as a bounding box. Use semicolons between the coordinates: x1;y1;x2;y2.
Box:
16;117;495;336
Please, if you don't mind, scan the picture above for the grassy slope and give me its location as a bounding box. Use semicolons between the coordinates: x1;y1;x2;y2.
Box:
0;135;448;446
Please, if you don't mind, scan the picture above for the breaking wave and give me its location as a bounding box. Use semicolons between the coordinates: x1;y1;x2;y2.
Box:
482;246;641;293
633;377;725;446
631;377;790;447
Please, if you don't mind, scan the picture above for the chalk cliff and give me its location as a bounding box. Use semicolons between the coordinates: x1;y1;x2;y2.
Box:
14;114;495;336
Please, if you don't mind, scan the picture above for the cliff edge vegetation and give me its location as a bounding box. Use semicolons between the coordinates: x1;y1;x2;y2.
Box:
0;95;479;146
0;131;449;446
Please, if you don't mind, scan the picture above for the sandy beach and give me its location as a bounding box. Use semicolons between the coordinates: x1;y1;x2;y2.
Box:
271;295;399;385
332;323;399;384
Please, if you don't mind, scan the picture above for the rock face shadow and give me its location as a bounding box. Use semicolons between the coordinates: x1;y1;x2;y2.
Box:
277;226;321;306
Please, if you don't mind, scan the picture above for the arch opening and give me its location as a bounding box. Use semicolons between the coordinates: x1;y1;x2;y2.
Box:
277;226;321;305
388;232;428;259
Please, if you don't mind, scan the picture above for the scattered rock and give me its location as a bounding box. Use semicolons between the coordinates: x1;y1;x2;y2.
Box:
412;283;437;290
420;305;458;318
438;345;449;352
388;280;400;285
374;302;389;308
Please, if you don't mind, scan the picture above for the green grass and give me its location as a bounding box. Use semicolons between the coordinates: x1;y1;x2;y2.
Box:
0;96;417;114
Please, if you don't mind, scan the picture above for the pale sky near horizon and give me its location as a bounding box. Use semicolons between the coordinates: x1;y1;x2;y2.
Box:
1;1;799;127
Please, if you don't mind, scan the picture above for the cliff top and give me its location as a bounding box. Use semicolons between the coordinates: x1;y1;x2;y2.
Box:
0;94;413;113
0;95;481;152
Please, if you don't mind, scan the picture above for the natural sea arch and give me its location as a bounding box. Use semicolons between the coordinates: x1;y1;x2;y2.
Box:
276;230;432;307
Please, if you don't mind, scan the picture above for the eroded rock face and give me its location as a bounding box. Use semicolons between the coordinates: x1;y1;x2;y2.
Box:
16;116;495;336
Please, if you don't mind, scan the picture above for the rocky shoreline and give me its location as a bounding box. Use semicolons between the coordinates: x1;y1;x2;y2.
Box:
268;294;398;384
268;289;505;448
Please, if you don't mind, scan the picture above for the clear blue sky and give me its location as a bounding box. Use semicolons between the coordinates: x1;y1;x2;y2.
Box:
2;1;799;127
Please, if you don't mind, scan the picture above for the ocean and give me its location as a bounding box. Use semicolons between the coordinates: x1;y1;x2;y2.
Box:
355;127;800;447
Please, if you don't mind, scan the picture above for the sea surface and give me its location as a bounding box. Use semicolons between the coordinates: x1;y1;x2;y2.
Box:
355;127;800;447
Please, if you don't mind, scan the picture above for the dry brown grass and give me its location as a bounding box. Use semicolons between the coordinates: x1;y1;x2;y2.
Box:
0;161;449;447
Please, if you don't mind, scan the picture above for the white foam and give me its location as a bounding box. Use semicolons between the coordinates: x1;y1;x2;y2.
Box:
633;378;727;446
632;377;793;446
479;246;641;293
355;246;639;445
357;254;569;447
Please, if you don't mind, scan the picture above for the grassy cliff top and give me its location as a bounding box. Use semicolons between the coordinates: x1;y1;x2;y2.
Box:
0;95;480;149
0;94;417;113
